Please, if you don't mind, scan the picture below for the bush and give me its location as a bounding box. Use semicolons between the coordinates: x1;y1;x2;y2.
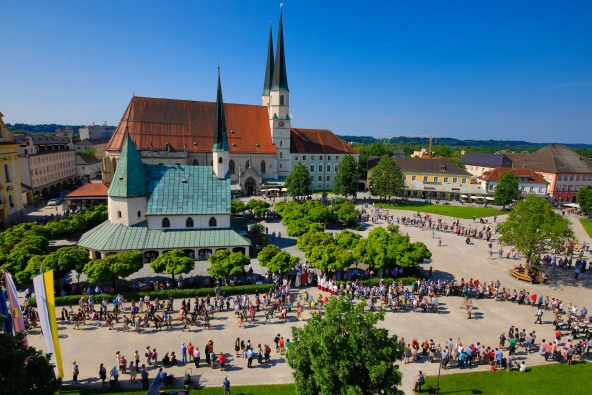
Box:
27;283;275;307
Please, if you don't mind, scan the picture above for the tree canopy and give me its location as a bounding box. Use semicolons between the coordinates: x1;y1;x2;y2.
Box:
257;245;300;274
499;195;575;267
150;250;195;281
369;155;405;200
287;296;403;395
494;171;521;209
285;162;311;197
207;250;250;280
333;154;360;198
577;185;592;216
83;250;144;287
0;332;61;395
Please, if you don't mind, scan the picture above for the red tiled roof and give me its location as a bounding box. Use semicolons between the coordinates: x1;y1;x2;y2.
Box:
107;97;276;155
479;167;548;183
66;183;108;198
290;128;357;155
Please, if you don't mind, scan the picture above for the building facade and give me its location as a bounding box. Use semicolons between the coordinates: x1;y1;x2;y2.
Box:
76;153;102;180
367;156;484;200
0;112;25;227
460;152;513;178
511;144;592;202
15;134;77;198
478;167;549;198
79;124;115;141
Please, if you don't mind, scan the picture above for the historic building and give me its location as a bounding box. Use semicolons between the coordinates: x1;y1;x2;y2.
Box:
79;73;250;261
367;156;484;200
102;9;355;194
0;112;25;227
14;133;76;198
461;152;513;178
478;167;549;198
511;144;592;202
75;153;102;180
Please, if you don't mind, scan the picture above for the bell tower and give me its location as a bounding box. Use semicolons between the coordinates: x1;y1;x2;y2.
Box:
212;67;229;179
268;6;291;177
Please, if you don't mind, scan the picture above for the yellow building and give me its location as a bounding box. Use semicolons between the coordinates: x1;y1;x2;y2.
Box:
367;156;485;200
0;112;26;227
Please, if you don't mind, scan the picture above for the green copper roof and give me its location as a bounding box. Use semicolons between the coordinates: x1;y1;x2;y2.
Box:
262;23;274;96
213;69;229;152
79;220;250;252
108;132;147;197
271;11;289;91
145;164;230;215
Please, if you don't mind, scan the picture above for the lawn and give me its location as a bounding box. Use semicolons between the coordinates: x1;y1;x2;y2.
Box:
422;361;590;394
580;218;592;238
60;384;296;395
382;202;502;219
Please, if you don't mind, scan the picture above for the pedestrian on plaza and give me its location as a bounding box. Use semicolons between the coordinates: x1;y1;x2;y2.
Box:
535;307;544;324
72;361;79;382
140;365;149;390
99;363;107;386
223;376;231;395
193;346;201;368
134;350;140;371
145;346;151;366
181;342;187;364
235;337;241;357
129;362;137;384
247;347;253;368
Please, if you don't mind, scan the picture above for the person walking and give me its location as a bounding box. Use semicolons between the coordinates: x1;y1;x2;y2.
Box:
99;363;107;386
535;307;544;324
72;361;79;382
247;347;253;368
223;376;231;395
181;342;187;364
140;365;149;390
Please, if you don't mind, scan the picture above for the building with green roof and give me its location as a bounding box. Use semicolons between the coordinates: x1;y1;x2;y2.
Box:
79;74;250;261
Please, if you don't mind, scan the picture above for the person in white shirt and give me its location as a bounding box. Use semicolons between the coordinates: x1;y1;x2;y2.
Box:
519;361;526;372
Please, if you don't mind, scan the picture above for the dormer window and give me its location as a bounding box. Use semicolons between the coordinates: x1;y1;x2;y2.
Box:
209;217;217;227
186;217;194;228
162;217;170;228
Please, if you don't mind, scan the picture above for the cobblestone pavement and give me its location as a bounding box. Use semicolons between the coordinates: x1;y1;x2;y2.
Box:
25;196;592;394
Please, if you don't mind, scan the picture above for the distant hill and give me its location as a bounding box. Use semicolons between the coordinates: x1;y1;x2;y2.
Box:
6;123;115;134
339;135;592;150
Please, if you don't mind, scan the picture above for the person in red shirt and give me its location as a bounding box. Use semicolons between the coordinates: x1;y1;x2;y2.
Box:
219;353;226;371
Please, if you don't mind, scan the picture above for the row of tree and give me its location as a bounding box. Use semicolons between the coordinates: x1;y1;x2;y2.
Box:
297;226;432;271
0;206;107;284
274;198;359;236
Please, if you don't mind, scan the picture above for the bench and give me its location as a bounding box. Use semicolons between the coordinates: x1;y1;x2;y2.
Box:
509;269;544;284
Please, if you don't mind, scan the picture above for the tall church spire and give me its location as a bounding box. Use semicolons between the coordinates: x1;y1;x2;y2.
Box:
213;67;229;152
271;7;288;91
262;22;274;96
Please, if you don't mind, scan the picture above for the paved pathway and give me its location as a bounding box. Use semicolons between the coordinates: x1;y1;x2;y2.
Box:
24;197;592;394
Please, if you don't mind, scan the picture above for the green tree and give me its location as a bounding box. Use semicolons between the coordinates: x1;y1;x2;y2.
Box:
333;154;360;198
576;185;592;216
257;244;282;267
83;250;143;288
42;246;89;274
357;153;369;180
231;200;246;214
370;155;405;200
367;141;389;157
287;296;403;395
307;244;353;271
207;250;250;280
76;147;97;158
258;247;299;274
334;230;361;250
249;223;270;247
499;196;575;268
286;162;310;198
0;332;61;395
150;249;195;282
494;171;521;210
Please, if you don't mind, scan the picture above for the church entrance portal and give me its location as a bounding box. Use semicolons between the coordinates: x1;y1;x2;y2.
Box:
245;177;256;196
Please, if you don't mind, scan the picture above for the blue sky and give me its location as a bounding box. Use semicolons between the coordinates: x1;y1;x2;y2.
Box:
1;1;591;143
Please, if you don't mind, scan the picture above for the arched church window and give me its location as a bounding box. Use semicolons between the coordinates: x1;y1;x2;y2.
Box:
280;95;285;106
138;211;141;218
229;160;235;174
8;194;14;208
162;217;170;228
209;217;217;227
218;157;223;163
186;217;194;228
193;159;198;166
4;164;10;182
280;152;283;159
261;160;266;174
117;210;122;218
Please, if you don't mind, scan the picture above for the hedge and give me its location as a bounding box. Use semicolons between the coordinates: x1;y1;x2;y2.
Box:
27;283;275;307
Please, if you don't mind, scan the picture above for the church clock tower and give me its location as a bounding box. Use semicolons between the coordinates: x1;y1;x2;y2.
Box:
268;7;291;178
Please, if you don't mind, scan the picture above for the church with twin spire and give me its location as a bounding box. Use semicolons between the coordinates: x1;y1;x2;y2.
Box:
102;8;357;195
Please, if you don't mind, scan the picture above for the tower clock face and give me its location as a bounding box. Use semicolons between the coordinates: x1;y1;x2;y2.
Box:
279;121;285;127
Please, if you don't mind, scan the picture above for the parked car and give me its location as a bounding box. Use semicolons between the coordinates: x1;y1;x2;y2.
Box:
48;197;63;206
